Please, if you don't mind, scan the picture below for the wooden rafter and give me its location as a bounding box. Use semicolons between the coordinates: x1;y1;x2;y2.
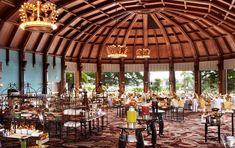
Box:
53;38;63;55
102;13;134;45
88;27;108;59
6;26;18;48
70;42;79;58
150;13;173;59
171;27;185;60
186;23;210;57
153;29;160;61
143;14;148;47
32;33;44;52
0;0;25;30
85;13;130;43
123;14;138;45
164;11;222;56
159;12;198;59
168;10;235;47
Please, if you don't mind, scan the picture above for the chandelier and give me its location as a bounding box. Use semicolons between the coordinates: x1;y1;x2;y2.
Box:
106;45;128;58
19;1;58;32
136;48;150;58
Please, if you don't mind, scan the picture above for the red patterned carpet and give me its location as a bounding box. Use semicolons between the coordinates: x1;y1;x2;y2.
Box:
2;108;231;148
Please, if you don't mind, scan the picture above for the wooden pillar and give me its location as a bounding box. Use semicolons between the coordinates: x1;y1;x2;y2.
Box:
194;59;201;95
119;59;125;94
96;61;102;93
218;57;226;94
76;60;82;90
144;60;149;93
19;50;26;94
169;60;175;94
42;54;49;94
60;56;66;94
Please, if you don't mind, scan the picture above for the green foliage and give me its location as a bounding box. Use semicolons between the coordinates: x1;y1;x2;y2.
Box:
81;72;95;84
201;70;218;94
131;87;143;92
176;71;194;93
227;69;235;94
151;78;163;92
125;72;144;86
101;72;119;87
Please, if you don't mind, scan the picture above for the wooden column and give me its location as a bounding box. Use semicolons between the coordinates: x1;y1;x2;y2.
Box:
144;60;149;93
76;60;82;90
218;57;226;94
42;54;49;94
194;59;201;95
19;50;26;94
119;59;125;94
96;61;102;93
60;56;66;94
169;60;175;94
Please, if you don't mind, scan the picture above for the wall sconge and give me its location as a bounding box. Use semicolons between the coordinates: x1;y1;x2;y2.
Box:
122;81;125;84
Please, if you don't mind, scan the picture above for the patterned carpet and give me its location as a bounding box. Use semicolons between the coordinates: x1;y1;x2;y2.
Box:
2;108;232;148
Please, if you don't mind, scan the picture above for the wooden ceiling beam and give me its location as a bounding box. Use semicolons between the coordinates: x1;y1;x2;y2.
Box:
159;12;198;59
70;42;79;58
72;11;128;41
22;32;32;51
222;37;233;54
133;29;138;59
123;14;138;45
53;38;63;55
153;29;160;62
143;14;148;47
88;27;107;59
165;0;235;17
164;11;222;56
169;10;235;46
5;26;18;48
84;13;130;43
166;8;235;31
102;13;136;45
185;23;210;57
171;27;185;60
32;33;44;52
77;43;86;59
150;13;173;59
0;0;25;30
0;0;15;7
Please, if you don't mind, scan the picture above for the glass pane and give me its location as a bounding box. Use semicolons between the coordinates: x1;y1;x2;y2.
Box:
175;71;194;94
201;70;219;95
125;72;144;92
227;69;235;94
149;72;169;94
101;72;119;92
81;72;96;92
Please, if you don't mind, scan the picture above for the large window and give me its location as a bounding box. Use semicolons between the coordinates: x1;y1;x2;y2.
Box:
175;71;194;94
65;72;75;92
101;72;119;92
125;72;144;92
81;72;96;91
201;70;219;94
227;69;235;94
149;72;169;93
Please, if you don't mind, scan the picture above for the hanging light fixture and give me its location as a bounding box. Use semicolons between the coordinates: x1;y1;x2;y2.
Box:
19;0;58;32
136;48;150;58
106;0;128;58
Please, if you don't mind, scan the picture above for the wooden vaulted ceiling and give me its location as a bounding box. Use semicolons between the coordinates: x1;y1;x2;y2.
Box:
0;0;235;64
